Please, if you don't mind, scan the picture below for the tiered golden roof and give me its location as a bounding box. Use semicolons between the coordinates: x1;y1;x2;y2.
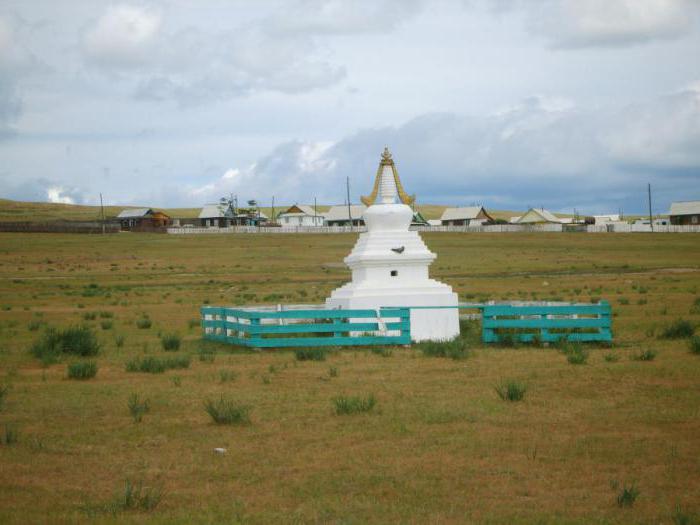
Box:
361;147;415;206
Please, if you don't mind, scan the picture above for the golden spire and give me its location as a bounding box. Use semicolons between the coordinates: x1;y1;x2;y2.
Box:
361;147;415;206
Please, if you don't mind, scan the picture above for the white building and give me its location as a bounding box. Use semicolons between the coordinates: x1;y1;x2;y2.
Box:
276;205;324;227
326;148;459;342
325;205;366;226
593;214;621;224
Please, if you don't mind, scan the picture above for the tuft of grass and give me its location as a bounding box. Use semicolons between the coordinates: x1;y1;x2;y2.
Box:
67;361;98;380
0;384;9;410
329;366;338;378
332;394;377;415
616;482;640;507
87;479;163;515
294;348;327;361
135;317;152;329
125;356;190;374
82;312;97;321
99;311;114;319
1;424;18;445
418;337;469;360
188;318;200;330
370;347;393;357
160;333;181;351
495;380;527;402
671;505;698;525
689;336;700;355
219;369;237;383
632;349;657;361
127;393;150;423
660;319;695;339
204;396;251;425
30;325;100;364
100;320;113;330
28;319;44;331
198;347;215;363
604;352;620;362
115;334;125;348
563;343;589;365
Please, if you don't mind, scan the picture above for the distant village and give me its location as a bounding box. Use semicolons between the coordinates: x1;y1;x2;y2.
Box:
115;200;700;233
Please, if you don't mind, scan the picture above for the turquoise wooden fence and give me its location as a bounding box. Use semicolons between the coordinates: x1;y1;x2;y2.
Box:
481;301;612;343
201;306;411;348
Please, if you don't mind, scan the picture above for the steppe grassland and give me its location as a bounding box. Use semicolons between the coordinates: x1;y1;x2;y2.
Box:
0;232;699;523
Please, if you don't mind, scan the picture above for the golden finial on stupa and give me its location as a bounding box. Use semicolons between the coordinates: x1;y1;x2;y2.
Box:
361;147;415;206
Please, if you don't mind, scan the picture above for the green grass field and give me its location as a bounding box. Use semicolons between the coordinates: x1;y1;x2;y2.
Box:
0;232;699;523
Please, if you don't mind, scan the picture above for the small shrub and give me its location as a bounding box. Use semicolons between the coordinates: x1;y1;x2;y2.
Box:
616;483;640;507
28;320;43;331
115;334;125;348
295;348;327;361
136;318;152;329
31;325;100;364
127;394;150;423
219;369;237;383
160;333;181;351
99;311;114;319
67;361;98;380
632;349;657;361
82;312;97;321
204;396;251;425
689;336;700;355
333;394;376;415
660;319;695;339
418;338;469;359
125;356;190;374
100;320;113;330
495;380;527;402
604;352;620;362
1;424;18;446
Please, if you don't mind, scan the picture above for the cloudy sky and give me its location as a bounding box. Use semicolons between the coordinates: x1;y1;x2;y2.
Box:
1;0;699;214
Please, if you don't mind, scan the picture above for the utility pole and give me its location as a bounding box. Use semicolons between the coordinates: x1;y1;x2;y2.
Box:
99;193;105;234
647;183;653;233
271;196;275;224
314;197;317;226
346;176;352;231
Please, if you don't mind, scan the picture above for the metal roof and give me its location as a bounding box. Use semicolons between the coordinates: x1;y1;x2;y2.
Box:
198;204;233;219
325;205;366;221
516;208;562;224
279;205;323;217
669;201;700;216
116;208;152;218
440;206;485;221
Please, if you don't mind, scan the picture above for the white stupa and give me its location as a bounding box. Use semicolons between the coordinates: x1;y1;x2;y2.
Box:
326;148;460;342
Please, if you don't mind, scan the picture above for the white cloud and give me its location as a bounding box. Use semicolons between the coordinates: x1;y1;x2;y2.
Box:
46;186;75;204
510;0;699;48
83;5;162;67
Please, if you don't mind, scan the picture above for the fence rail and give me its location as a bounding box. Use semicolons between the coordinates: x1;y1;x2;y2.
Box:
201;306;411;348
170;224;700;234
481;301;612;343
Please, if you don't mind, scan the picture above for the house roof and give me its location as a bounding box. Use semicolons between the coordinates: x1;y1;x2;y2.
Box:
669;201;700;216
279;204;323;217
516;208;562;224
325;205;366;221
198;204;233;219
440;206;486;222
117;208;153;219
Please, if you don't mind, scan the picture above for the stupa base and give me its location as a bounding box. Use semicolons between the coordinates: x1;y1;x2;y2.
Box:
326;285;459;342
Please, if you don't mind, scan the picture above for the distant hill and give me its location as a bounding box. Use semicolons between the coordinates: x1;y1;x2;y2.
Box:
0;198;528;223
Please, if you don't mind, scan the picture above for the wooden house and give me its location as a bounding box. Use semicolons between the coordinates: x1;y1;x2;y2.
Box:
277;205;324;226
669;201;700;225
439;206;494;226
